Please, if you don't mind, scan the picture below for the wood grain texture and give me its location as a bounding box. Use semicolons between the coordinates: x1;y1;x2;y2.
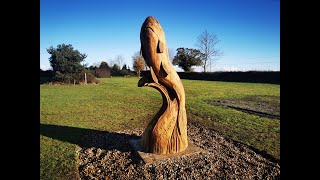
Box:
138;16;188;154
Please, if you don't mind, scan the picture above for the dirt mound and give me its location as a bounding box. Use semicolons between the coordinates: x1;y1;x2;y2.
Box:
77;123;280;179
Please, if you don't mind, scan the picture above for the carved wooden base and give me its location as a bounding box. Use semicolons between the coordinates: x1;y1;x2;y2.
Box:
129;139;206;164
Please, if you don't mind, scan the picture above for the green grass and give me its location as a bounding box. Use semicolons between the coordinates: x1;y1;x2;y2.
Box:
40;77;280;179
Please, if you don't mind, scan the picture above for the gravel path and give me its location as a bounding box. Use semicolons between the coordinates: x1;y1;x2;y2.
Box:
77;123;280;179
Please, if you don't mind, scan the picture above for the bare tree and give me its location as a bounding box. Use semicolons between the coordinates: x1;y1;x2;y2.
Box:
114;55;125;68
108;58;116;67
132;51;145;78
168;48;176;63
195;30;223;72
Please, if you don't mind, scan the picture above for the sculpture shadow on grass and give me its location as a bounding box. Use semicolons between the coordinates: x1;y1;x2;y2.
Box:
40;123;142;163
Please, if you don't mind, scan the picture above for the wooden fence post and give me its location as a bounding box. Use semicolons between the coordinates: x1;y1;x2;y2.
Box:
84;72;87;85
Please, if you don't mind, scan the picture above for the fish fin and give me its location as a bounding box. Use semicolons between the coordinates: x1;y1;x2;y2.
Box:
160;62;168;77
157;40;164;53
150;66;158;83
140;46;142;57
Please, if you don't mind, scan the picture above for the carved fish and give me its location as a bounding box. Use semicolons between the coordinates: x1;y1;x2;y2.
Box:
140;16;185;106
140;16;188;154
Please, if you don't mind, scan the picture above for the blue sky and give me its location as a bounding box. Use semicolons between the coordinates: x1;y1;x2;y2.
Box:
40;0;280;72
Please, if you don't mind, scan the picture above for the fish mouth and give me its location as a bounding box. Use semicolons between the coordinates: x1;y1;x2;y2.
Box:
145;26;155;33
143;26;159;38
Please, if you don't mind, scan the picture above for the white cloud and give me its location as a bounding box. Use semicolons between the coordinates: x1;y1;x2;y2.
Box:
212;65;280;72
173;65;184;72
172;65;204;72
40;64;52;71
220;66;244;72
192;66;203;72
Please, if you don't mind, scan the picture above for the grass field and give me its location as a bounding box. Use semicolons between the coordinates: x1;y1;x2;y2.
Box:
40;77;280;179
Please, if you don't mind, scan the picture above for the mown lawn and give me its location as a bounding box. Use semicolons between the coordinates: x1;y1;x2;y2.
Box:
40;77;280;179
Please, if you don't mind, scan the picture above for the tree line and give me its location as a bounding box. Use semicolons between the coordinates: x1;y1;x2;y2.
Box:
42;30;222;84
44;44;143;84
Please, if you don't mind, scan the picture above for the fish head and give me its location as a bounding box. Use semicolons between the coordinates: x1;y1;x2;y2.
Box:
140;16;168;68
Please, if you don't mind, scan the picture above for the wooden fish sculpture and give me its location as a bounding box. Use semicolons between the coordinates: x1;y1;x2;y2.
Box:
138;16;188;154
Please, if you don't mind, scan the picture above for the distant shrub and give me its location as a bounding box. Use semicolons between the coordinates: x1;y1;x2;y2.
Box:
54;72;74;83
85;72;99;84
40;70;54;84
53;71;99;84
119;69;136;76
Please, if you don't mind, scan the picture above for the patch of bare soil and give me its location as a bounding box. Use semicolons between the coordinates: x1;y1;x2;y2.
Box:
77;123;280;179
207;95;280;119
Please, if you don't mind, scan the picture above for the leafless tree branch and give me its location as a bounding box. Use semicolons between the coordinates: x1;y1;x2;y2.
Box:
195;30;223;72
